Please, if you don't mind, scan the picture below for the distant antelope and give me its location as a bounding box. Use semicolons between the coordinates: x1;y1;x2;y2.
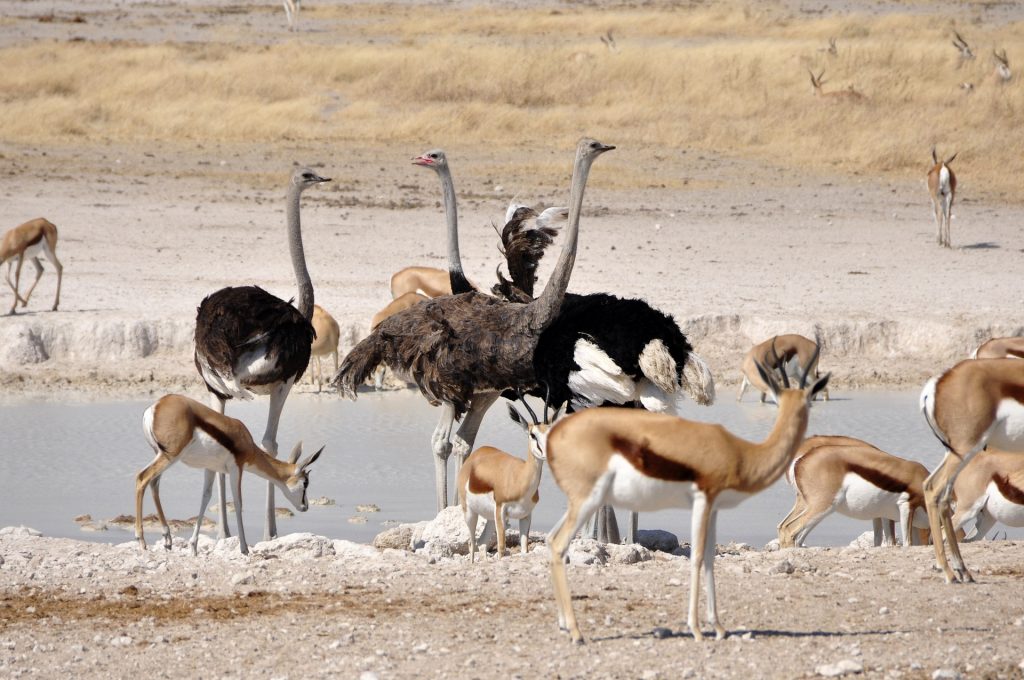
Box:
544;344;829;643
309;304;340;392
993;49;1012;83
778;435;930;548
389;266;456;299
808;69;866;101
458;398;557;562
817;37;837;56
920;358;1024;582
600;30;618;53
283;0;299;30
136;394;323;556
737;333;829;402
927;147;957;248
951;449;1024;541
0;218;63;315
952;31;974;67
972;336;1024;360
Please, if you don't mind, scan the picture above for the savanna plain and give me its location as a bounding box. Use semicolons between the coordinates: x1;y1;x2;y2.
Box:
1;0;1023;678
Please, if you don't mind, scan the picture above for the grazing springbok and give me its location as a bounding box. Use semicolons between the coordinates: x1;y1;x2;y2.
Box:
972;336;1024;360
808;69;866;101
778;435;930;548
544;344;829;643
136;394;323;556
309;304;340;391
1;218;63;315
458;398;557;562
927;147;957;248
952;31;974;66
951;449;1024;540
389;266;457;300
920;358;1024;582
993;49;1012;83
737;333;829;402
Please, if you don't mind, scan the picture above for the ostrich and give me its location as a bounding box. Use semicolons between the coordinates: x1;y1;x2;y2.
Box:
335;137;615;512
194;166;329;541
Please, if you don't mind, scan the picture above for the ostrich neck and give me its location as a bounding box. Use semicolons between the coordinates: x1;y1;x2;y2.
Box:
287;183;314;321
438;166;473;295
528;153;593;330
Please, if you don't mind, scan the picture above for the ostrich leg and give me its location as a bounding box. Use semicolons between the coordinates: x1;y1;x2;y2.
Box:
583;505;622;544
208;393;232;540
261;380;295;541
431;403;458;511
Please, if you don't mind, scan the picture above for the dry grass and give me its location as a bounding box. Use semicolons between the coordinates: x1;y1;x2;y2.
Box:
0;4;1021;196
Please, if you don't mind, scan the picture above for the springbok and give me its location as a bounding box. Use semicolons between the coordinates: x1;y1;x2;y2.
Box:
920;358;1024;582
283;0;299;30
309;304;341;392
135;394;323;556
544;344;829;643
951;449;1024;540
458;398;558;562
778;435;930;548
927;147;958;248
737;333;829;402
389;266;455;300
972;336;1024;360
1;218;63;315
808;69;866;101
993;49;1012;83
952;31;974;66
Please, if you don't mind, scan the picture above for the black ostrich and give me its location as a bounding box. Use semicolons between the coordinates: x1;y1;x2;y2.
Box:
193;167;329;541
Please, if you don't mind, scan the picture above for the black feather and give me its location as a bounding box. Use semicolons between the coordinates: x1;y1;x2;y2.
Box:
491;207;558;302
194;285;314;399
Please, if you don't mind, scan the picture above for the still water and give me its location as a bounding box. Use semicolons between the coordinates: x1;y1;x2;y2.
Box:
2;390;1019;547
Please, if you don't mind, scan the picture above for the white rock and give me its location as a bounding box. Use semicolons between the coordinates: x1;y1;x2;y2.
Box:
848;531;876;549
309;496;335;506
373;524;417;551
0;526;42;537
416;507;471;556
231;572;255;586
254;533;336;560
764;538;781;552
567;539;609;566
769;559;795;575
931;670;961;680
332;540;381;560
108;636;133;647
606;543;654;565
815;659;863;677
360;672;380;680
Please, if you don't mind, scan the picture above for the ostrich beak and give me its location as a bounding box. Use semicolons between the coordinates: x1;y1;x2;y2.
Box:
412;155;433;166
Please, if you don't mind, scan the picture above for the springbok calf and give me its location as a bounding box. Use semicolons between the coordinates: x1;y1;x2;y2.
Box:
972;336;1024;360
778;435;930;548
458;399;557;562
737;333;829;402
136;394;323;556
951;449;1024;541
545;345;829;643
920;358;1024;582
927;147;958;249
389;266;454;299
1;218;63;315
309;304;341;391
808;69;866;101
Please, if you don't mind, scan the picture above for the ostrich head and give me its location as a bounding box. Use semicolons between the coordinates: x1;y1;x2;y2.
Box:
291;167;331;191
412;149;448;172
576;137;616;163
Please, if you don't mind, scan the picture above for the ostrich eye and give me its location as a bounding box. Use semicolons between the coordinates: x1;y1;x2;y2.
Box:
429;153;438;159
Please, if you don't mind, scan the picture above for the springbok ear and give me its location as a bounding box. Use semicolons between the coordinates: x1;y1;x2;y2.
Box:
288;441;303;464
299;445;324;470
507;403;528;430
809;373;831;401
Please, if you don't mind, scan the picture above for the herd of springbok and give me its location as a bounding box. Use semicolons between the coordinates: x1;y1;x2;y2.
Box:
2;128;1020;643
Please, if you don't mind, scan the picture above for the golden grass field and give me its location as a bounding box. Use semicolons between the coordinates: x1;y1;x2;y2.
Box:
0;2;1021;197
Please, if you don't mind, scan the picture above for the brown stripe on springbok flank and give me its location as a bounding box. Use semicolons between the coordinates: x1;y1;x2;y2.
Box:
196;419;241;457
1009;349;1024;359
610;435;697;483
467;470;494;495
848;463;908;494
992;474;1024;505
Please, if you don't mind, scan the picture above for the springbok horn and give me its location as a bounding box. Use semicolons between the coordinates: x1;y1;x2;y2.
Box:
799;344;822;389
518;390;540;426
542;381;552;423
288;441;303;465
768;337;790;389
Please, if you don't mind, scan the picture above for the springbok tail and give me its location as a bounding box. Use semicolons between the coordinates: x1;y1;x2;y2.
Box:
919;376;952;449
680;351;716;406
332;335;383;399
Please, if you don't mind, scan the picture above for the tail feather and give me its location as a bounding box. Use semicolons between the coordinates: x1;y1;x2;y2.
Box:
638;339;678;394
680;351;716;406
491;205;559;301
333;335;384;399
